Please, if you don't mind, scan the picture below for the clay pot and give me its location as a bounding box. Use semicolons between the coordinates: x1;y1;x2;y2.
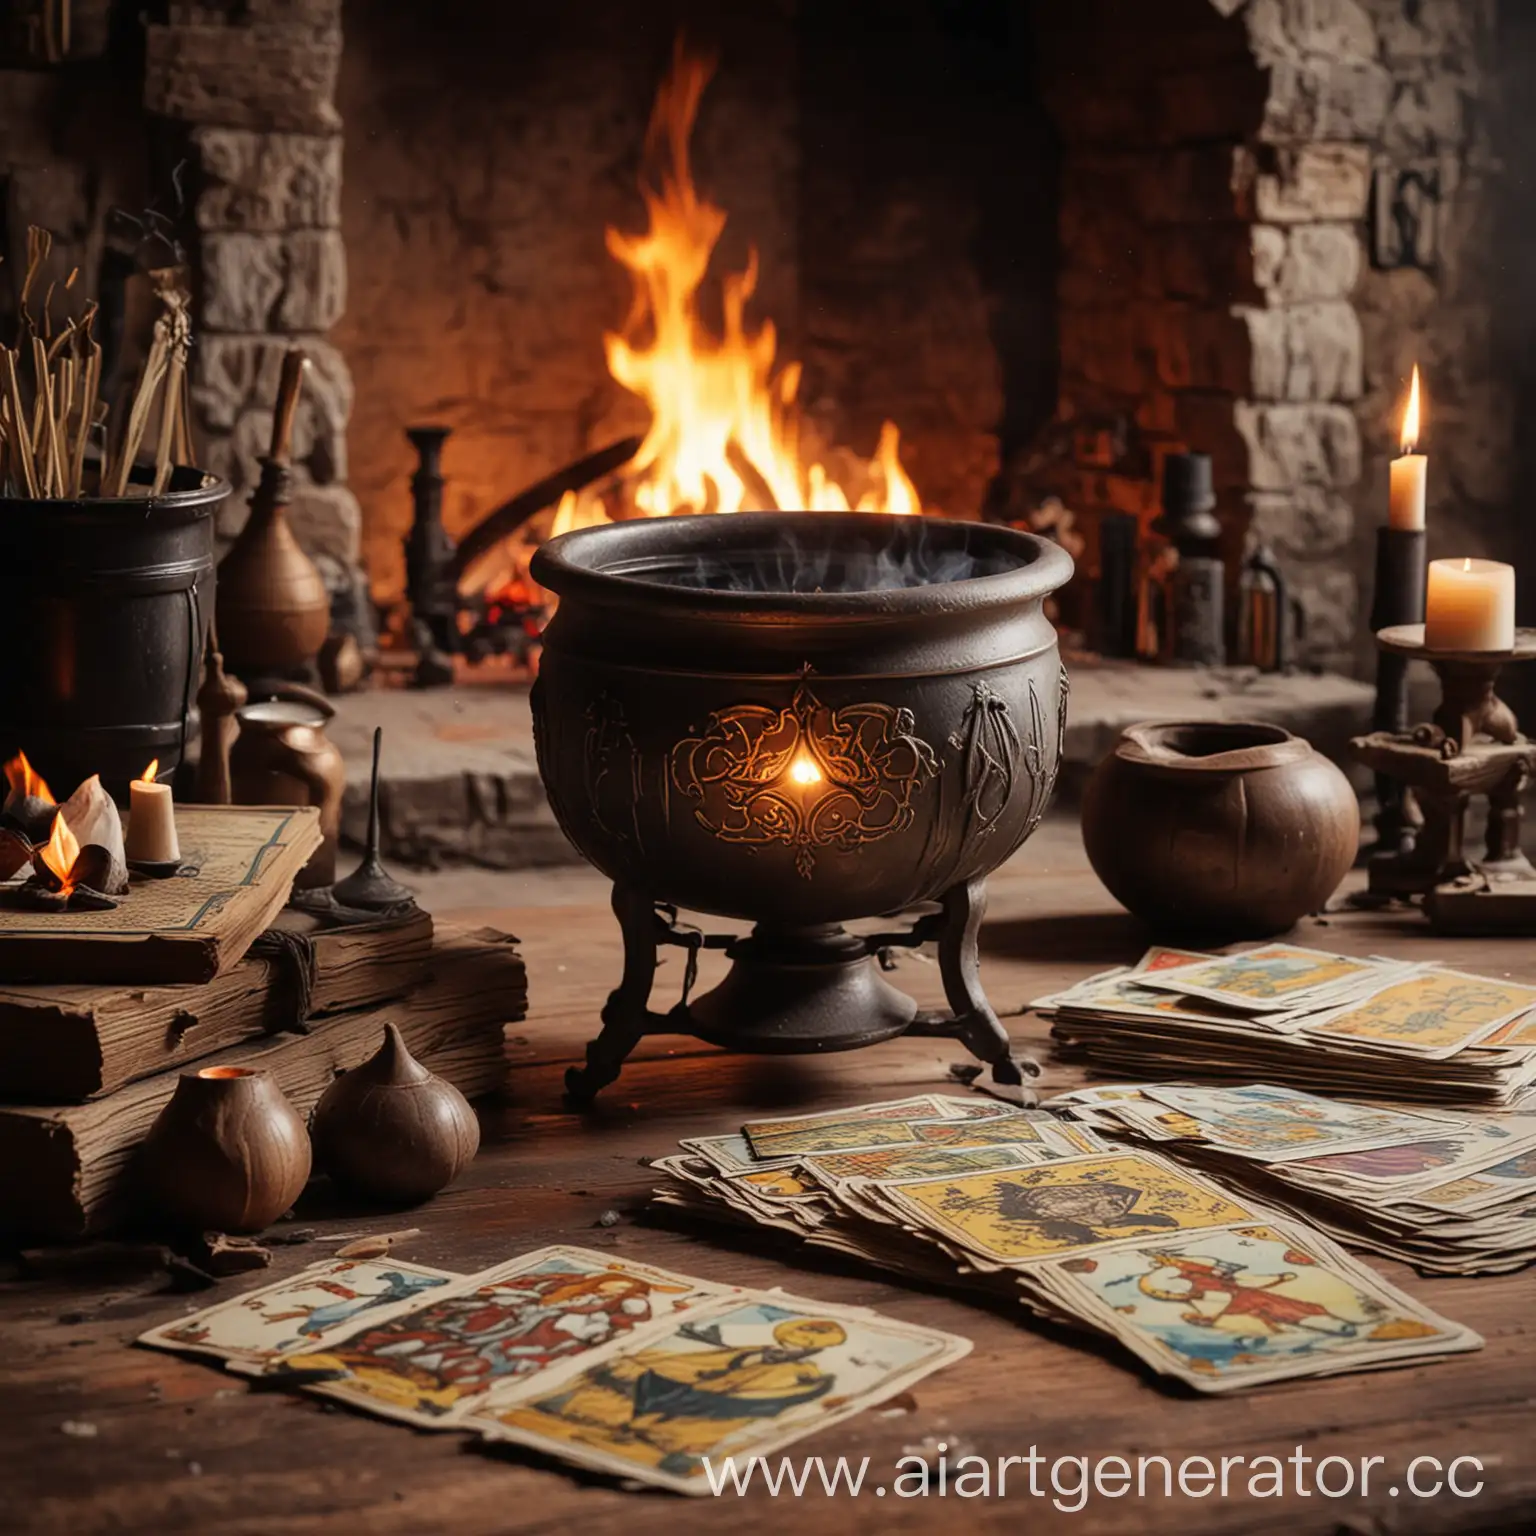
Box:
139;1067;312;1233
229;685;345;888
1081;720;1359;942
313;1024;480;1204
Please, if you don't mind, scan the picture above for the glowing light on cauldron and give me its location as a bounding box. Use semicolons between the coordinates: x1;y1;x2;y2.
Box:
39;807;80;892
788;754;822;788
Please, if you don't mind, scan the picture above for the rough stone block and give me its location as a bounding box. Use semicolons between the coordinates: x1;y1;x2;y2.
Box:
1381;76;1467;158
1252;223;1361;302
1261;58;1392;142
1235;401;1363;489
1248;485;1355;557
192;128;341;231
285;481;361;566
144;22;341;133
1291;564;1359;662
1246;0;1379;62
1237;300;1363;400
200;230;346;331
1250;143;1371;222
192;334;352;488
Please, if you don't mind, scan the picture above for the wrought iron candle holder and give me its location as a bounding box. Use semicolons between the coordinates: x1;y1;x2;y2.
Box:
1349;624;1536;899
1367;525;1427;863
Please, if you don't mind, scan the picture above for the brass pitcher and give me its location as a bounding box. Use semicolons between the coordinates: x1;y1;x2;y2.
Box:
229;683;345;888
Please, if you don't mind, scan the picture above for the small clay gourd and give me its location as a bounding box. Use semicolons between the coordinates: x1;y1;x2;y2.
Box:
312;1024;480;1204
139;1067;312;1233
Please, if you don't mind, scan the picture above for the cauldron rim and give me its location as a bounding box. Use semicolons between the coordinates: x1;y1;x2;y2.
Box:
531;511;1074;620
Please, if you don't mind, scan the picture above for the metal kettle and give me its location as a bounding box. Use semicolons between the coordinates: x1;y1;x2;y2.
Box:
229;682;345;888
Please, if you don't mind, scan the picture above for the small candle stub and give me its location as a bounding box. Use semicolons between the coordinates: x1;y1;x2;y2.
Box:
1388;366;1426;532
1424;558;1516;652
125;759;180;865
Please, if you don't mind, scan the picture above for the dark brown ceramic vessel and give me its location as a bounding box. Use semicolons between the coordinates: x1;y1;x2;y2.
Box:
1081;720;1359;941
139;1067;312;1233
312;1024;480;1204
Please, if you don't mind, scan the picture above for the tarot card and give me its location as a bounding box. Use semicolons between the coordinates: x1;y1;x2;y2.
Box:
1303;970;1536;1058
1037;1222;1480;1391
1288;1121;1536;1191
265;1246;728;1427
1481;1011;1536;1049
871;1152;1260;1265
741;1095;984;1159
1135;1085;1458;1163
470;1289;970;1494
800;1142;1047;1187
137;1259;460;1370
1133;945;1382;1012
1133;946;1218;973
680;1132;800;1176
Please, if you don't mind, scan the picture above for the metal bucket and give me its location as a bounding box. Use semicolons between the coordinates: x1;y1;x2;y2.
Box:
0;466;229;800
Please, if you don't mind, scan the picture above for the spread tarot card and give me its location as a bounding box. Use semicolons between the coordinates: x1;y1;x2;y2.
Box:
1130;1084;1461;1163
741;1095;1019;1160
1035;1222;1481;1391
868;1152;1261;1267
469;1290;971;1494
137;1259;461;1371
1301;970;1536;1058
1133;946;1385;1012
262;1246;728;1428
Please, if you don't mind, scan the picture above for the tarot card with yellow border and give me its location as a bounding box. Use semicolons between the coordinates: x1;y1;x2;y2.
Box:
1133;946;1381;1012
470;1290;971;1494
1303;970;1536;1058
875;1153;1259;1264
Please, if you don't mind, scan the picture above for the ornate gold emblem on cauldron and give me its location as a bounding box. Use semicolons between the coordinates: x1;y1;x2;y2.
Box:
669;675;938;877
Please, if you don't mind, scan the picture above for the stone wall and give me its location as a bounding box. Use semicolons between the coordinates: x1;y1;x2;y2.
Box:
1031;0;1505;673
332;0;799;602
144;0;361;588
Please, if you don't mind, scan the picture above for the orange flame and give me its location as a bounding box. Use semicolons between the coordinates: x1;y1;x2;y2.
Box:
600;45;924;521
3;751;54;806
39;808;80;890
139;759;160;786
1401;365;1422;455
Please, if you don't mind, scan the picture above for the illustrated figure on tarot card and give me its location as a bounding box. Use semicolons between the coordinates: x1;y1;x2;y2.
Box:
255;1270;447;1347
495;1316;848;1476
283;1269;676;1415
1137;1252;1384;1340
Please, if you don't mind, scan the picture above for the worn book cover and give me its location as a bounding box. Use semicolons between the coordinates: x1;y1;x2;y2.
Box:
0;806;322;985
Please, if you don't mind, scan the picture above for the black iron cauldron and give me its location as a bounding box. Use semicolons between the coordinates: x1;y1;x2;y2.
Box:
0;466;228;799
531;512;1074;1102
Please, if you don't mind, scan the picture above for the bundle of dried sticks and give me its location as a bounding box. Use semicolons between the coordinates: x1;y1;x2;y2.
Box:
1;225;194;501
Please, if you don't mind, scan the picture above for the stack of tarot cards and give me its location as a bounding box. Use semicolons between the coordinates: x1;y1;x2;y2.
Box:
649;1094;1481;1394
1049;1083;1536;1276
1037;944;1536;1109
138;1244;969;1496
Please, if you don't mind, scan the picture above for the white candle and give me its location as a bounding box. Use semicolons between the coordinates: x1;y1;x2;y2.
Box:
1388;365;1426;532
125;759;180;864
1424;558;1516;652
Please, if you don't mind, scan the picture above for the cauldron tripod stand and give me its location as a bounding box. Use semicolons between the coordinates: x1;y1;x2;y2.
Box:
529;512;1075;1105
566;875;1023;1105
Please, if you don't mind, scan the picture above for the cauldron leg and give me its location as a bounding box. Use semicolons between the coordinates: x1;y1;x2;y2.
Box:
932;878;1040;1103
565;882;657;1106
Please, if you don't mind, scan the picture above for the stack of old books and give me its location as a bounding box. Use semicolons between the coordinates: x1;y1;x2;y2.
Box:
0;806;526;1240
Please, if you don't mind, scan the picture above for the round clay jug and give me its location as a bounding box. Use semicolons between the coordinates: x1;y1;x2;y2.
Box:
1081;720;1359;942
139;1067;312;1233
312;1024;480;1204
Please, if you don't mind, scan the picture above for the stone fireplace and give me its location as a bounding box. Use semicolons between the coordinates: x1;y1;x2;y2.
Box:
0;0;1517;677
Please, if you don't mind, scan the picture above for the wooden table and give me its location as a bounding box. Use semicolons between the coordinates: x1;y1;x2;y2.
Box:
4;834;1534;1535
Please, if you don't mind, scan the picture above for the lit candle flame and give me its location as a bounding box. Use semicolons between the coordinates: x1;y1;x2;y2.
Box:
138;758;160;786
1464;557;1473;573
788;754;822;787
1400;365;1422;455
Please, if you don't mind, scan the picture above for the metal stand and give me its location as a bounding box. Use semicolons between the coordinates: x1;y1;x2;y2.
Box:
1350;624;1536;898
564;877;1037;1106
403;427;458;688
1367;527;1427;862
